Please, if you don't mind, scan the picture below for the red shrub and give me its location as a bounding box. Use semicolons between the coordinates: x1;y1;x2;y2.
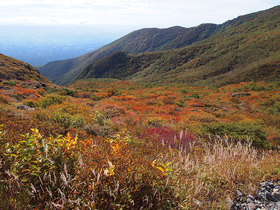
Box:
141;126;195;151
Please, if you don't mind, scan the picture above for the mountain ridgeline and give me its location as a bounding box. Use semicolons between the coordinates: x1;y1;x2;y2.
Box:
39;24;221;84
40;6;280;86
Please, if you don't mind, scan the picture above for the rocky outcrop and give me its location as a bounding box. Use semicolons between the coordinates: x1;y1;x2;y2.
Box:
231;181;280;210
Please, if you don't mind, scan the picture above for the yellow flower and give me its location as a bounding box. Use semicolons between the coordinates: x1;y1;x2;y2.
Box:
152;159;157;167
152;160;173;176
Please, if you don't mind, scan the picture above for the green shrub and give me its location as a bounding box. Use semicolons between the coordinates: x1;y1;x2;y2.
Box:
4;81;17;86
3;129;79;207
184;93;200;100
107;88;122;97
261;99;280;114
5;129;56;178
243;82;266;91
90;93;100;101
92;111;109;126
176;99;187;107
189;93;200;99
147;118;164;127
50;111;84;129
180;88;189;94
203;122;268;148
23;100;37;108
268;102;280;114
39;95;64;108
59;88;75;97
84;123;111;136
267;82;280;90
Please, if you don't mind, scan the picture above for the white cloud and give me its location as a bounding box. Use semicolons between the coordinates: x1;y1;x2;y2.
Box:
0;0;278;27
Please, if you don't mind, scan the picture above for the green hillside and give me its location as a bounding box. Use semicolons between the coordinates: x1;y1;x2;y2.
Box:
39;24;221;85
0;54;49;83
74;6;280;86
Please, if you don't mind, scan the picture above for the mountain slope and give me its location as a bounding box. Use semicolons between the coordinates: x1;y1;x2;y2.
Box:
0;54;49;83
74;51;163;81
39;24;220;85
74;6;280;86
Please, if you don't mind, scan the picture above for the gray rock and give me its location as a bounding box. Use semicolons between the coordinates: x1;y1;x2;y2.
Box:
247;202;256;210
260;182;267;187
236;190;243;197
231;181;280;210
266;193;279;202
17;105;28;109
268;182;274;188
193;198;202;207
174;107;182;112
272;192;280;201
17;105;35;111
225;197;233;209
191;109;199;112
256;192;266;201
267;202;280;210
232;92;251;97
254;200;262;204
33;84;40;89
247;194;255;202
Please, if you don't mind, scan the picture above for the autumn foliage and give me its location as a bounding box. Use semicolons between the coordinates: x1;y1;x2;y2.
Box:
0;78;280;209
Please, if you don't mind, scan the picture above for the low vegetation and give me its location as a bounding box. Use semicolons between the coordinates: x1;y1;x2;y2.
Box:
0;76;280;208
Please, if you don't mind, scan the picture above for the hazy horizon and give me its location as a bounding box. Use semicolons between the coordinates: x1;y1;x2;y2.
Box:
0;25;127;66
0;1;279;66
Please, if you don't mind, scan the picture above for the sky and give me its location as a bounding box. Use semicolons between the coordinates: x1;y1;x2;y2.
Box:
0;0;278;65
0;0;279;30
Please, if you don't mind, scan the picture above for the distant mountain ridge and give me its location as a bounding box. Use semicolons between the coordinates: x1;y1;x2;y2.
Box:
40;5;280;86
74;6;280;86
39;24;221;85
